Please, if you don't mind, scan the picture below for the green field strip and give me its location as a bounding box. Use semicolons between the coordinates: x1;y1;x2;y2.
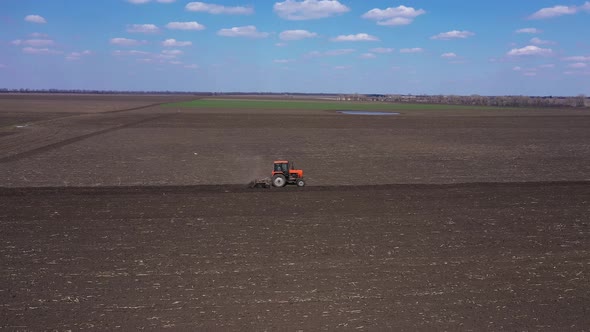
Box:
165;98;507;111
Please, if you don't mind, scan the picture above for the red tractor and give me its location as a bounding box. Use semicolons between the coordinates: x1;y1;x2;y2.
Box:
272;160;305;187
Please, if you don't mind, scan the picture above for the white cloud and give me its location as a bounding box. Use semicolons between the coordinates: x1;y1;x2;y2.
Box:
568;62;588;68
127;24;160;33
66;50;92;61
360;53;376;59
362;5;426;26
25;15;46;24
530;37;555;45
441;52;457;58
166;21;206;30
186;2;253;14
513;66;543;77
169;60;182;65
334;65;351;70
540;64;555;68
331;33;379;42
185;64;199;69
162;39;192;47
69;51;89;56
110;38;146;46
513;66;541;76
28;39;55;47
562;55;590;61
274;59;295;63
507;45;553;56
279;29;317;40
516;28;541;34
155;54;177;60
29;32;48;38
529;4;579;19
275;42;288;47
22;47;61;55
11;39;54;47
400;48;423;53
370;47;394;53
274;0;350;20
217;25;269;38
162;49;183;56
325;49;355;56
113;50;150;56
305;49;355;57
431;30;475;40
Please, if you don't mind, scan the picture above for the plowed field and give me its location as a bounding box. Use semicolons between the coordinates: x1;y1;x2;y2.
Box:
1;95;589;330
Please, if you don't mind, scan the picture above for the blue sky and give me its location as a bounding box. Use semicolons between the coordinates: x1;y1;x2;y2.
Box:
1;0;589;95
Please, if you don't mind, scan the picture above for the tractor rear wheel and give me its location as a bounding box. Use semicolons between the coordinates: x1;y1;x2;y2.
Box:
272;174;286;187
296;179;305;187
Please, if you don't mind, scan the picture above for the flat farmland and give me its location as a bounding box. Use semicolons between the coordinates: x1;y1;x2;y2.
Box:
1;95;589;330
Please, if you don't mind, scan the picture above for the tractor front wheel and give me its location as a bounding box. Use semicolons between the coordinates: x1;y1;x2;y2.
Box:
296;179;305;187
272;174;286;187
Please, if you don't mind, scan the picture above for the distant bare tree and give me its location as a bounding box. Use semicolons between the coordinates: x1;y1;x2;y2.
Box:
575;94;586;108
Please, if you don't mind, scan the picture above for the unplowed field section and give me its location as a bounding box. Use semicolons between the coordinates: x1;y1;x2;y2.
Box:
0;94;194;164
1;183;589;330
2;111;590;186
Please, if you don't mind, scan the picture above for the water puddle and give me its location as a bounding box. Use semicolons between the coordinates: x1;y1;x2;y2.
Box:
337;110;400;116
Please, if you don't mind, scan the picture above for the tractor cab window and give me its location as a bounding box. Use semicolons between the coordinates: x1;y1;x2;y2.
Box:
274;164;282;172
281;163;289;172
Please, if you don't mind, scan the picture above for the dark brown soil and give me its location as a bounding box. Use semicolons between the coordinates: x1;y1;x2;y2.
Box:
1;183;589;330
0;95;589;330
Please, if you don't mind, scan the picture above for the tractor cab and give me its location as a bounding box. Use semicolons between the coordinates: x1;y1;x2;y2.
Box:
272;160;305;187
273;161;289;174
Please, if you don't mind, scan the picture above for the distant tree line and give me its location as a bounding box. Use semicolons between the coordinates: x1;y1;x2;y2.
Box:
339;94;589;108
0;89;335;96
0;88;587;108
0;88;211;96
